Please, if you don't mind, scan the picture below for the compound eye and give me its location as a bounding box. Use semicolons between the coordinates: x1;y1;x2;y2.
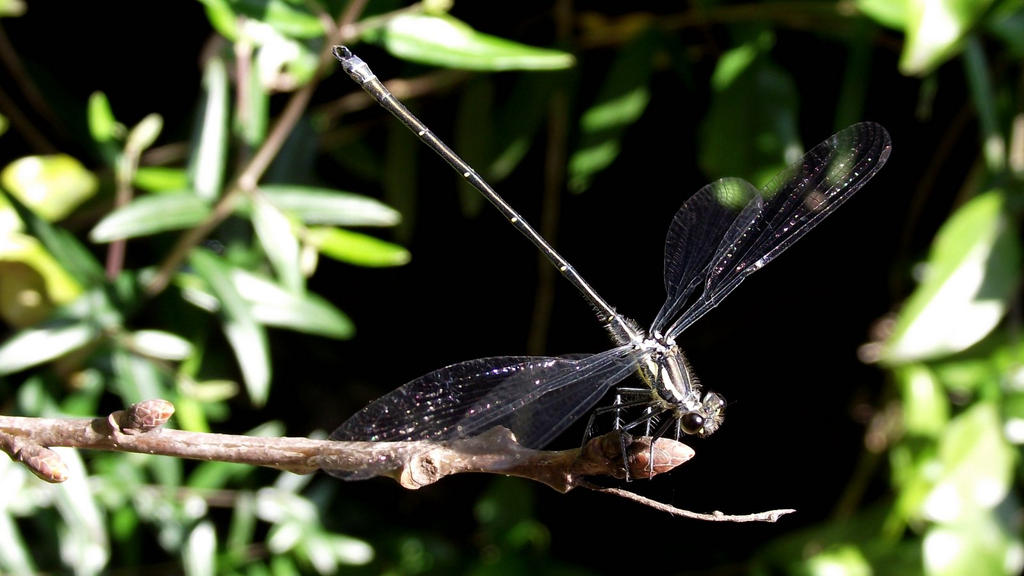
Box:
680;412;705;435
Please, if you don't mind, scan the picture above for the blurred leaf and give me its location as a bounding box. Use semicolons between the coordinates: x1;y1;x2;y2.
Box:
455;76;493;216
1;155;98;221
189;56;229;201
0;113;7;137
803;545;872;576
252;197;303;292
899;0;995;76
0;231;81;303
366;13;575;70
0;510;35;576
491;71;562;180
183;521;216;576
0;320;97;375
133;167;189;192
884;191;1020;363
921;404;1015;523
128;329;193;361
125;114;163;156
898;364;950;437
700;33;800;186
986;4;1024;56
307;226;410;267
568;29;657;193
52;447;109;576
90;193;212;242
857;0;910;29
232;269;353;338
200;0;322;40
922;511;1019;576
0;0;25;18
112;347;168;404
189;249;271;406
239;46;269;148
87;91;119;144
260;184;401;226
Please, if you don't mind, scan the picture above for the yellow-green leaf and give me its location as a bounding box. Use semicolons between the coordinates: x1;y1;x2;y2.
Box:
307;227;410;268
1;155;98;221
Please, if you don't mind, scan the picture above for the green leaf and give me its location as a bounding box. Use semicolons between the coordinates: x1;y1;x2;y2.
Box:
899;0;995;76
125;114;163;156
252;197;303;293
0;188;104;285
87;91;118;144
239;46;269;148
231;269;353;339
856;0;909;29
189;56;229;201
884;191;1020;363
699;33;800;187
568;30;658;193
366;13;575;71
133;167;189;192
986;5;1024;57
921;403;1015;523
260;185;401;227
923;512;1017;576
0;320;97;375
897;364;950;437
183;521;216;576
90;193;212;242
127;329;193;361
200;0;322;39
189;249;271;406
0;0;26;18
111;347;167;405
0;232;81;304
1;154;98;221
307;227;410;268
51;448;109;574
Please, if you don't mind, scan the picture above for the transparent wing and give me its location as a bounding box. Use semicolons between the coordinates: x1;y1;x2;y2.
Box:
326;344;644;478
652;121;891;339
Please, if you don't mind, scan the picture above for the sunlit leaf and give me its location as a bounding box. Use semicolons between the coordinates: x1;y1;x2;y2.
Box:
0;0;26;18
125;114;163;155
699;32;800;187
307;226;410;268
252;198;303;292
366;13;575;71
568;30;657;193
183;521;216;576
128;329;193;361
923;511;1019;576
899;0;995;76
200;0;322;40
921;403;1015;523
0;320;97;375
856;0;909;29
897;364;949;438
133;167;189;192
87;91;118;144
189;56;228;201
884;191;1020;363
231;269;353;339
51;447;109;575
112;348;168;405
260;184;401;227
189;249;271;406
0;231;81;305
1;155;98;221
90;193;211;242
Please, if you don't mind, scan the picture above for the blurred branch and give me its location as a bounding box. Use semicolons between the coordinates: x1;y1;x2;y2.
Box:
0;399;793;523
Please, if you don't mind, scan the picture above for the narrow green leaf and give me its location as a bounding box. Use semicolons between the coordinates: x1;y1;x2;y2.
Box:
923;513;1017;576
111;348;167;406
884;191;1020;363
0;320;97;375
87;91;118;144
189;56;229;201
128;329;193;361
189;249;271;406
252;198;303;292
0;510;37;576
897;364;949;437
231;269;354;339
90;193;212;242
239;46;269;148
133;167;189;192
1;155;98;221
568;30;658;193
963;37;1003;172
260;185;401;227
700;33;800;187
52;447;109;574
308;227;410;268
183;521;216;576
125;114;163;156
367;13;575;71
856;0;909;29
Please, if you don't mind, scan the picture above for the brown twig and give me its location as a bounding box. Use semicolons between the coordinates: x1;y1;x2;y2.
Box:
0;399;792;522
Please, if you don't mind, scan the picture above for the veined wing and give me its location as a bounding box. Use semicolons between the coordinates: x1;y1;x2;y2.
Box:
326;344;643;477
652;122;891;339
